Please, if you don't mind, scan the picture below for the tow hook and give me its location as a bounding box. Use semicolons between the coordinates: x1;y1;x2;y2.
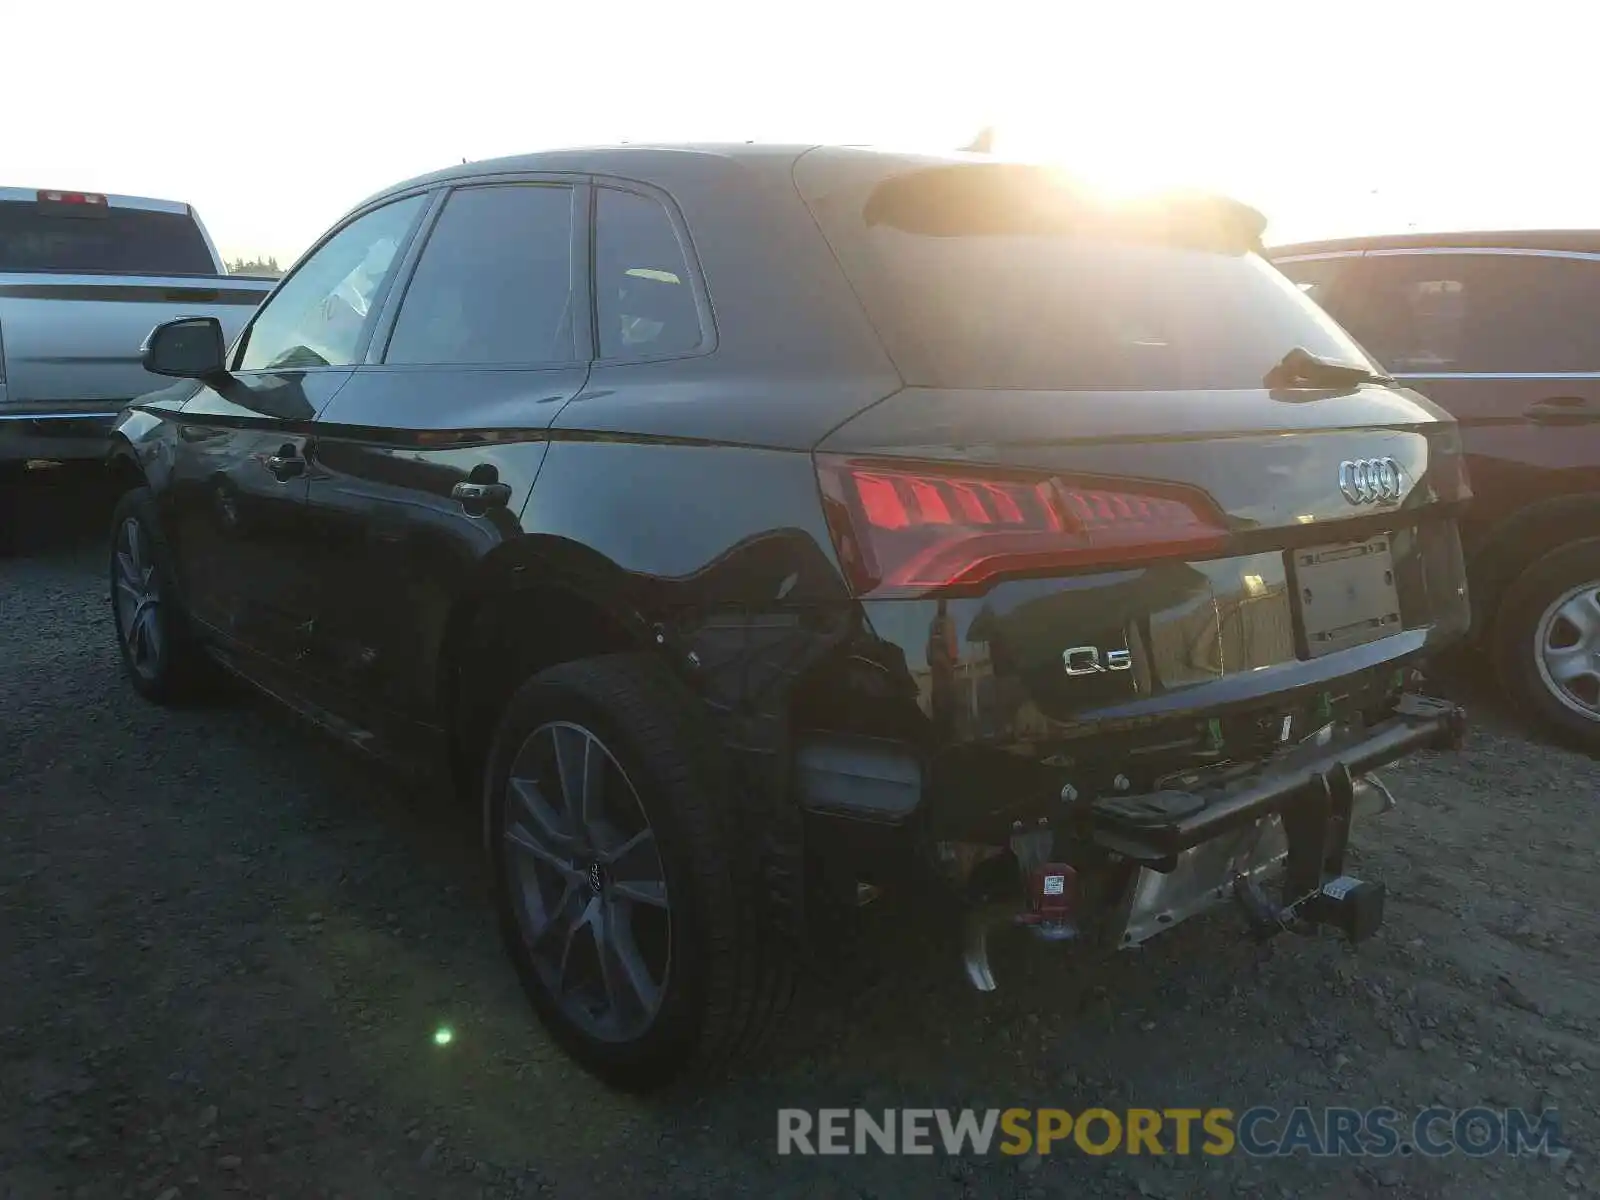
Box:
961;819;1079;993
1235;874;1303;939
1234;872;1388;944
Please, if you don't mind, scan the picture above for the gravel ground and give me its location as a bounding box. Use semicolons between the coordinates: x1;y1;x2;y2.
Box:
2;468;1597;1200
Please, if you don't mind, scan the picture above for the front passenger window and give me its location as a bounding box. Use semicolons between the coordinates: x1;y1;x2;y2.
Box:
238;196;424;371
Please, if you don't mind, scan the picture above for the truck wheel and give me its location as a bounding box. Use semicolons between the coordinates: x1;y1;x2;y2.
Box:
483;654;792;1090
1494;538;1600;751
109;487;213;704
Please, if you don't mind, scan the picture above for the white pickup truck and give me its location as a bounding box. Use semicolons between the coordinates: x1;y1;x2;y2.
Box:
0;187;275;469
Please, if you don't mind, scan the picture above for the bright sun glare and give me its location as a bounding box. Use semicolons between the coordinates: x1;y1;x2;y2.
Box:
3;0;1597;259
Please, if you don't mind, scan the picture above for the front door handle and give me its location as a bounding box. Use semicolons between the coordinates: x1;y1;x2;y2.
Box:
1525;396;1600;425
265;444;305;481
452;480;512;508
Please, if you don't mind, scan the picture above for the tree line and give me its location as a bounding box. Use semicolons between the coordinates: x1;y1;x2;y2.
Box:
226;256;284;277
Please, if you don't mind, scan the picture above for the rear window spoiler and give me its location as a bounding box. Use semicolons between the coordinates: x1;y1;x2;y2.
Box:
861;163;1267;255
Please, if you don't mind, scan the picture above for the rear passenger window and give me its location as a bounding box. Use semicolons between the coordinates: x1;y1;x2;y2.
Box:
385;185;577;366
594;188;703;359
1274;255;1354;307
1339;256;1469;372
0;201;217;275
1346;252;1600;374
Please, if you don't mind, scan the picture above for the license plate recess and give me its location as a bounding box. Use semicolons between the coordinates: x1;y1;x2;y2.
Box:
1292;534;1402;658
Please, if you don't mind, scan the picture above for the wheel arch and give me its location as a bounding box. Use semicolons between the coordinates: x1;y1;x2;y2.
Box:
106;402;180;496
1467;492;1600;641
106;437;146;494
437;535;666;798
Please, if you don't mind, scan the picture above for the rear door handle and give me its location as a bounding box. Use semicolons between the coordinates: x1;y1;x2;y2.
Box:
451;481;513;508
1525;396;1600;424
265;444;305;481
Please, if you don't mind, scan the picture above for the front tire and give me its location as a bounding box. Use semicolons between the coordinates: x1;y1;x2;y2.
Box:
109;487;212;704
1493;538;1600;751
483;654;792;1089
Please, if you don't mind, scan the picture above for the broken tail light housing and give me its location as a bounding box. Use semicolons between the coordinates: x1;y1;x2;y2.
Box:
817;455;1228;598
1425;426;1472;505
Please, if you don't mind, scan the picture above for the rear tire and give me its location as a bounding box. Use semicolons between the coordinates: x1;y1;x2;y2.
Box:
483;653;793;1090
109;487;214;704
1493;538;1600;751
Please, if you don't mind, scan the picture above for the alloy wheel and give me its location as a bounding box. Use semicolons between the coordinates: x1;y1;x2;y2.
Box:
113;516;164;681
1534;581;1600;721
502;721;671;1042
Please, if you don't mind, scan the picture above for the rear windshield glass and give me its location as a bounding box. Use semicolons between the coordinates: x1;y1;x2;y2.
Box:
0;202;215;275
797;159;1376;391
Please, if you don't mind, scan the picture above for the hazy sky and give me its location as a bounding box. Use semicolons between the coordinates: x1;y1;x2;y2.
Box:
7;0;1593;264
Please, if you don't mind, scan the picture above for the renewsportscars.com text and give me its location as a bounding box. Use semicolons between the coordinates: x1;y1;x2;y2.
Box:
777;1106;1565;1159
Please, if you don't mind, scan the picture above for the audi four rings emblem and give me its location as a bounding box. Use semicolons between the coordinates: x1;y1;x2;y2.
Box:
1338;457;1404;505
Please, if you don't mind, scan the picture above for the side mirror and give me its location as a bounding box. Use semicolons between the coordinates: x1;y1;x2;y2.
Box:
142;316;227;380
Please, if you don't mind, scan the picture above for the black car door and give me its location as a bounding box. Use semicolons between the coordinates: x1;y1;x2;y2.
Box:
1327;249;1600;553
298;179;591;756
163;194;428;676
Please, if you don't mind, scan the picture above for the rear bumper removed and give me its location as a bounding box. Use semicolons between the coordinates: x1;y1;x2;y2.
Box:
1101;694;1462;955
957;693;1465;989
1091;693;1464;865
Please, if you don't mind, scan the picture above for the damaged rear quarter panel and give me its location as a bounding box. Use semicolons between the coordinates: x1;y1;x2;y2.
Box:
517;437;860;713
518;435;866;935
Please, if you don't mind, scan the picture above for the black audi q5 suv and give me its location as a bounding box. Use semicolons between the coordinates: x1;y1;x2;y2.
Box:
108;144;1470;1087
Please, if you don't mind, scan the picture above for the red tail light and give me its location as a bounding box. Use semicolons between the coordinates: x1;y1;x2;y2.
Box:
817;456;1228;598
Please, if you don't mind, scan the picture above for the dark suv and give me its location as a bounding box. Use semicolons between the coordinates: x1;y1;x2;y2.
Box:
1275;233;1600;748
109;146;1468;1088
